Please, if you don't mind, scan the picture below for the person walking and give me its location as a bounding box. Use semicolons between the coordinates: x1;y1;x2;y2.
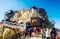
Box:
45;28;51;39
51;28;56;39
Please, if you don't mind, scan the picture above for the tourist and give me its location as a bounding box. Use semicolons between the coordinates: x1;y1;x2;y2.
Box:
44;29;46;39
40;28;43;34
45;28;51;39
34;27;37;33
50;28;53;39
40;28;44;39
51;28;56;39
55;32;59;39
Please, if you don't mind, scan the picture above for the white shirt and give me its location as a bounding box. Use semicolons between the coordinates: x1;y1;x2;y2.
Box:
46;30;51;37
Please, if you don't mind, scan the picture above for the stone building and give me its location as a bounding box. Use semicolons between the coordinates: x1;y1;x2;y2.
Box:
3;6;52;28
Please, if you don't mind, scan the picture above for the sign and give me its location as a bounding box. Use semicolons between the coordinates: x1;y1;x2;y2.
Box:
30;17;42;26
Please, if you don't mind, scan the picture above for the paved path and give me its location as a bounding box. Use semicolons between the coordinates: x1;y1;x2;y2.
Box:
24;34;42;39
31;37;42;39
25;36;42;39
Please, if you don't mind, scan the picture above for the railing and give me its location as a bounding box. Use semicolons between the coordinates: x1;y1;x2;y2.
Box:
4;21;20;26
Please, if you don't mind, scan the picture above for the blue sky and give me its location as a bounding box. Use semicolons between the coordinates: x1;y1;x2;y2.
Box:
0;0;60;29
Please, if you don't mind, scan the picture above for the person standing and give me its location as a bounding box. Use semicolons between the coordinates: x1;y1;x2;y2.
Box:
34;27;37;33
44;29;46;39
55;32;59;39
40;28;44;39
45;28;51;39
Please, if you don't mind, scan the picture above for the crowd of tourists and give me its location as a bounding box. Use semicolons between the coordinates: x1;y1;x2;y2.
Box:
25;27;59;39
